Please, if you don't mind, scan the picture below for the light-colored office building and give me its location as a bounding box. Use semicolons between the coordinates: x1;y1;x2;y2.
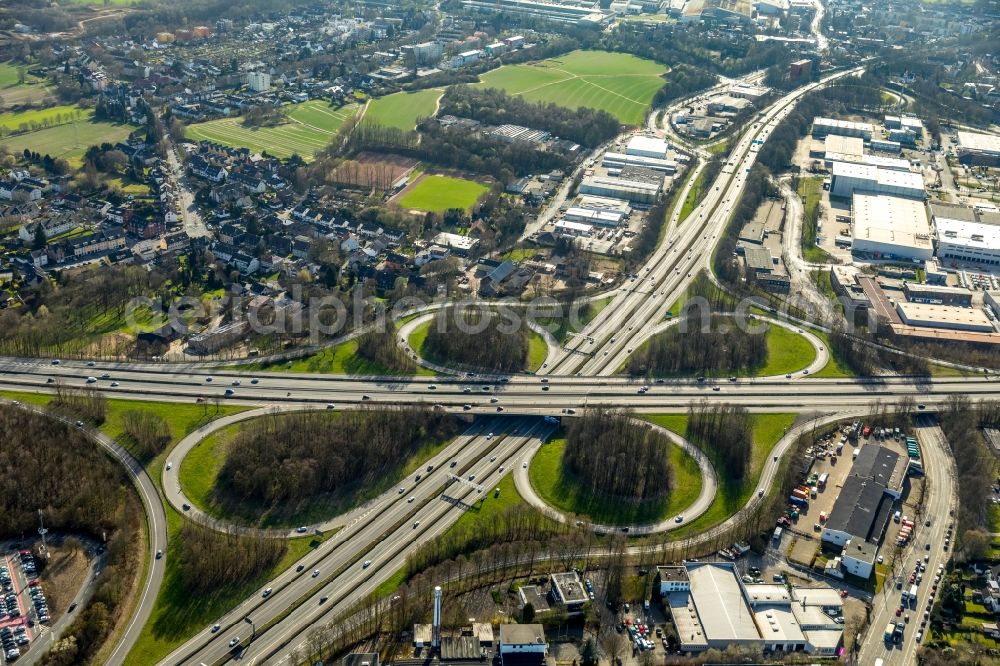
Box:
830;161;924;199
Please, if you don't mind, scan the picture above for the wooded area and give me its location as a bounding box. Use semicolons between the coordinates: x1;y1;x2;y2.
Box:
439;86;619;149
120;409;172;460
562;410;673;503
939;397;1000;560
422;306;528;373
356;321;416;374
0;405;142;666
178;523;287;594
627;314;766;377
686;403;753;482
217;407;458;507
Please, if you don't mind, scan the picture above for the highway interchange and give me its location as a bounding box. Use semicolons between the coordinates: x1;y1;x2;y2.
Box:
0;61;995;666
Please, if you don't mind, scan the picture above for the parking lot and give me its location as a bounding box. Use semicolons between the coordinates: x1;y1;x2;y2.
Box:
0;550;47;664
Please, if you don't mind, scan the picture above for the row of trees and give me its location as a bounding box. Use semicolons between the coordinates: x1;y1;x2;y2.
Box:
120;409;172;461
421;306;529;373
827;327;931;377
0;405;143;666
341;119;569;183
178;522;287;594
562;410;673;503
439;86;620;148
939;396;999;549
217;407;458;508
686;403;753;482
627;314;767;377
355;322;416;374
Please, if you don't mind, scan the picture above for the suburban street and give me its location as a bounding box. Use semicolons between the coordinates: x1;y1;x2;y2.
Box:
858;420;957;666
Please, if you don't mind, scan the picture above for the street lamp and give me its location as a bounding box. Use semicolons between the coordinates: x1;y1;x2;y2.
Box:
244;616;256;643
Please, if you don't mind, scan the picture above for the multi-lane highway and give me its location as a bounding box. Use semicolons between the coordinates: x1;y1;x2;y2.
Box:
540;67;864;378
157;418;552;666
2;359;998;413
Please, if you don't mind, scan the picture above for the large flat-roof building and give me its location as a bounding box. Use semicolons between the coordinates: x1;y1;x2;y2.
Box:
498;624;547;666
851;193;934;261
579;174;661;204
957;130;1000;166
831;162;925;199
461;0;611;25
663;562;843;656
602;152;677;174
625;135;669;160
930;203;1000;267
811;117;874;141
895;302;996;333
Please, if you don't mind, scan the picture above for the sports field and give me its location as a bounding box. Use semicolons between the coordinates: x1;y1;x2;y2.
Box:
185;100;358;160
363;89;442;131
396;174;489;212
477;50;667;125
0;119;133;166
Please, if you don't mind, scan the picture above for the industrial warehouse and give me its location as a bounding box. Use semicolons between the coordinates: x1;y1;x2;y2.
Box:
658;563;844;656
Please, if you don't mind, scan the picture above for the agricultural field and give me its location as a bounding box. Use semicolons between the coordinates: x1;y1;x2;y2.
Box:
363;88;443;131
396;173;489;212
185;100;357;160
0;62;52;108
477;50;667;125
0;119;134;167
0;104;89;135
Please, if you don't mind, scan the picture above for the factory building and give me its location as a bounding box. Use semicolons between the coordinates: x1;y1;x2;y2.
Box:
461;0;611;25
884;115;923;137
870;139;901;154
625;135;669;159
851;193;934;261
930;202;1000;267
822;137;910;171
895;302;995;333
660;562;843;656
903;282;973;307
811;117;874;141
602;152;677;174
579;174;661;204
830;161;925;199
956;131;1000;166
563;206;626;226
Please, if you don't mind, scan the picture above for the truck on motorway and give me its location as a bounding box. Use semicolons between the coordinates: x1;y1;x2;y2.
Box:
875;659;884;666
884;621;896;642
910;584;919;607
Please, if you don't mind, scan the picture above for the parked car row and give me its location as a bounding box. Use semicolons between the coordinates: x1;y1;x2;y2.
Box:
28;582;50;624
1;625;26;661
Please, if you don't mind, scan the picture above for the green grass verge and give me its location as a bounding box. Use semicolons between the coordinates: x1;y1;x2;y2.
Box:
536;296;613;345
678;167;710;223
397;174;489;213
810;330;854;378
0;103;88;133
760;324;817;376
364;89;442;131
527;331;549;373
528;436;702;525
797;176;834;264
643;412;798;538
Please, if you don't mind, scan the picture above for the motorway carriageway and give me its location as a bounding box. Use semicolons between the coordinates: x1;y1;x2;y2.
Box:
1;361;999;412
163;418;553;666
542;68;864;377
